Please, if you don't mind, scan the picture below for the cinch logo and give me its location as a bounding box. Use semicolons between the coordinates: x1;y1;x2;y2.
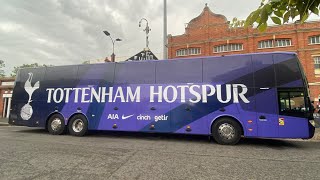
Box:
20;72;40;120
137;114;168;122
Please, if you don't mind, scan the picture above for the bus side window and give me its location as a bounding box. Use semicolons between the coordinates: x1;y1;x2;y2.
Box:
156;59;202;84
44;66;78;85
274;54;303;87
279;92;290;111
252;54;275;88
114;62;155;84
78;63;115;85
203;56;253;86
278;90;306;116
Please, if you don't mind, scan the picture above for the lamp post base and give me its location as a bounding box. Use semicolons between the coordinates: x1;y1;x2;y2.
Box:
111;53;115;62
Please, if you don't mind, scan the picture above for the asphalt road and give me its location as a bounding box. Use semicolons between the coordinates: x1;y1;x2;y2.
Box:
1;126;320;180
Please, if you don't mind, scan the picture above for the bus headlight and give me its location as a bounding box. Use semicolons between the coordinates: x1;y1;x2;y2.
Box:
309;120;316;127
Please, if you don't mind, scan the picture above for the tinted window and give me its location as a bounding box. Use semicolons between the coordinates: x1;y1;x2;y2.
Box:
114;61;155;84
278;89;306;117
203;55;253;86
274;54;302;86
43;66;78;87
78;63;115;85
45;66;78;81
156;59;202;83
252;54;275;88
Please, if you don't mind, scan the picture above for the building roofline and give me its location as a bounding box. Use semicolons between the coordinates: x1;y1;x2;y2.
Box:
168;51;296;61
169;19;320;38
186;4;227;30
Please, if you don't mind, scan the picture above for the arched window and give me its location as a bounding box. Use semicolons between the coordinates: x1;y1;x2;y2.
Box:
314;56;320;75
309;35;320;45
213;44;243;53
258;39;292;49
258;40;273;49
275;39;292;47
176;48;201;56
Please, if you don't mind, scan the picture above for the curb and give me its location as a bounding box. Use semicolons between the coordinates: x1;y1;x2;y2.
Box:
312;133;320;141
0;122;320;141
0;123;9;126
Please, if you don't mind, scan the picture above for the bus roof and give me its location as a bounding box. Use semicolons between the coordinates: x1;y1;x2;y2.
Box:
18;51;297;71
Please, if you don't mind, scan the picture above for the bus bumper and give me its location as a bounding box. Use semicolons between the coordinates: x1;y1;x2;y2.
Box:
8;113;29;126
8;113;17;125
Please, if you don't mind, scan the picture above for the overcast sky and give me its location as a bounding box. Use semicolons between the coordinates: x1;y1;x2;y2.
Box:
0;0;274;75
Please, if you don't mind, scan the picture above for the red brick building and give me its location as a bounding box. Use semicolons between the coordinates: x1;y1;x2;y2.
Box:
168;4;320;103
0;77;14;118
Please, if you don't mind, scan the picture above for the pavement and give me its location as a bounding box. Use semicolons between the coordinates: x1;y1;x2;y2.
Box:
0;118;8;126
1;117;320;139
1;125;320;179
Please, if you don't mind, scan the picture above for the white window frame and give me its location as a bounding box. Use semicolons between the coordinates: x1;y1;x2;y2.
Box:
176;48;201;57
258;40;274;49
275;39;292;47
176;49;187;56
314;56;320;75
309;36;320;45
188;48;201;55
213;44;243;53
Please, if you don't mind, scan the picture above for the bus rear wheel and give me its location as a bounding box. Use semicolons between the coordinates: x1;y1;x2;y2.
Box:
47;114;66;135
212;118;242;145
68;115;88;136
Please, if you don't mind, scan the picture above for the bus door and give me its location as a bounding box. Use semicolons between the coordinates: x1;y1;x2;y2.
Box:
255;88;279;137
277;89;310;138
253;54;279;137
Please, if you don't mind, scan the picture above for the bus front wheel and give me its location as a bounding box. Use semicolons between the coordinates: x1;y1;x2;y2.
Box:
212;118;242;145
47;114;66;135
68;115;88;136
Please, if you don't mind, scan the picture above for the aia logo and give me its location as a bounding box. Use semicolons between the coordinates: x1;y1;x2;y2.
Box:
20;72;40;120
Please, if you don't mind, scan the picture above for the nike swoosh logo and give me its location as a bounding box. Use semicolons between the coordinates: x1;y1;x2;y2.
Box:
122;114;134;120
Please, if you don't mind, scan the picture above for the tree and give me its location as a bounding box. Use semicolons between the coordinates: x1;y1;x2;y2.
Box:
229;17;245;28
82;60;90;64
0;60;5;78
11;63;53;77
245;0;320;31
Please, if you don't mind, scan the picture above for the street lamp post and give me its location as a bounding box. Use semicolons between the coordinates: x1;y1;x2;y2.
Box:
139;18;151;49
103;30;122;62
163;0;167;59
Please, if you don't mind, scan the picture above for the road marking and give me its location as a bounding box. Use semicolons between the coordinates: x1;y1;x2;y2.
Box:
122;114;134;120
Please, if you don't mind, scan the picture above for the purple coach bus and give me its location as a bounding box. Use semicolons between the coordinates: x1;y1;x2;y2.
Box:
9;52;315;145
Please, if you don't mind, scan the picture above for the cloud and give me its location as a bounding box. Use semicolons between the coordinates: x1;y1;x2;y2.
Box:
0;0;261;75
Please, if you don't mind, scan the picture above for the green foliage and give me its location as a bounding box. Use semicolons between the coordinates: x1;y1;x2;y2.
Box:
245;0;320;31
82;60;90;64
11;63;53;77
229;17;246;28
0;60;5;78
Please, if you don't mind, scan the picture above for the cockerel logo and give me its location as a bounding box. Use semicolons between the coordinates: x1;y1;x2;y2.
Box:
20;72;40;120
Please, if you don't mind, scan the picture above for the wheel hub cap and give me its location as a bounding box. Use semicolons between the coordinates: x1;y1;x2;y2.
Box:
51;118;62;131
72;119;84;133
218;123;235;139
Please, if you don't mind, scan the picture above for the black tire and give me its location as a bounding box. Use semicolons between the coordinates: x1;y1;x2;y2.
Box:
212;118;242;145
68;114;88;136
47;114;66;135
